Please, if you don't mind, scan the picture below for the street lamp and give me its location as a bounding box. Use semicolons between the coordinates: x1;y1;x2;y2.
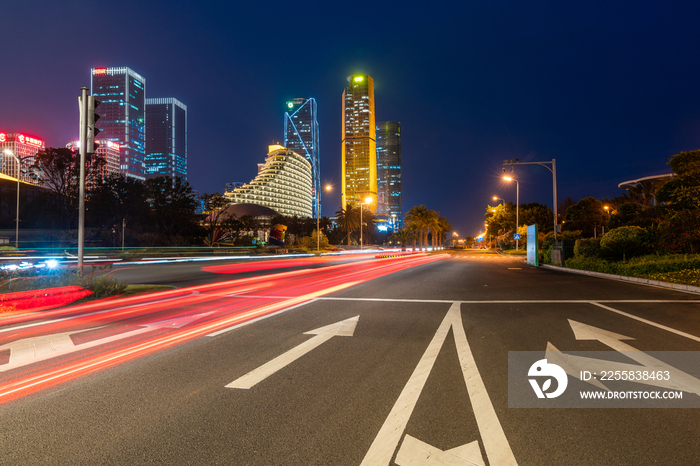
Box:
317;185;332;252
360;196;372;250
3;149;27;249
503;175;520;251
492;196;505;206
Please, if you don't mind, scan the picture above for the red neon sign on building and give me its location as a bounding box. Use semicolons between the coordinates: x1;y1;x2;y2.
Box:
0;133;44;148
94;68;107;75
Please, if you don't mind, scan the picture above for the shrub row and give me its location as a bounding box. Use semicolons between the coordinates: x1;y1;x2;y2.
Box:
565;254;700;277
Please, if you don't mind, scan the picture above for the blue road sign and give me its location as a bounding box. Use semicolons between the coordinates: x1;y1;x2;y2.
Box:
514;234;521;240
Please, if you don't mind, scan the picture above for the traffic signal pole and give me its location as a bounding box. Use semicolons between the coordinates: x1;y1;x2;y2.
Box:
78;87;88;273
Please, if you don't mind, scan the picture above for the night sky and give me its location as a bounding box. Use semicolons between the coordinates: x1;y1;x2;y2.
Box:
3;1;700;237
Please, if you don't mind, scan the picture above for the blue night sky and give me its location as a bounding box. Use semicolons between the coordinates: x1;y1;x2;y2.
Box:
2;1;700;237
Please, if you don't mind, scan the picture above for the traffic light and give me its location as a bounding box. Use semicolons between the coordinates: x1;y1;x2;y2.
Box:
86;96;101;153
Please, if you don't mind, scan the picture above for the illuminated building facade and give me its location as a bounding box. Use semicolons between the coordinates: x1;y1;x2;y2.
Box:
376;121;402;229
90;67;146;180
284;98;320;216
145;98;187;180
0;132;45;183
66;140;121;180
342;74;377;212
224;145;312;217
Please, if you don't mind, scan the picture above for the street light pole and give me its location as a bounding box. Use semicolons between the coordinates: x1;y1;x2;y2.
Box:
360;205;363;250
504;176;520;250
3;149;25;249
359;196;372;250
317;185;331;252
503;158;558;239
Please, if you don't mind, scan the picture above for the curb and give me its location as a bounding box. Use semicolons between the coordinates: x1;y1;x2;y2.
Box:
540;264;700;295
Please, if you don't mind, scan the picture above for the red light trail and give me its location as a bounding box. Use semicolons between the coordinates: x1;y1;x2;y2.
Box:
0;254;446;403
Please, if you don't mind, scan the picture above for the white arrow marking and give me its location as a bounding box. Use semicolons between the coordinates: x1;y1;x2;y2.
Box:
546;320;700;396
0;312;214;372
361;303;517;466
226;315;359;389
395;435;485;466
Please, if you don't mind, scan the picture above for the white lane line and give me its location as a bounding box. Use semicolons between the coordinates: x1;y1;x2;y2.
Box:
207;299;318;337
360;306;453;466
451;303;518;465
590;302;700;343
314;298;700;304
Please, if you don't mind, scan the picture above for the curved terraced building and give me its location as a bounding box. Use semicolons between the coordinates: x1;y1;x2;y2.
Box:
224;145;313;218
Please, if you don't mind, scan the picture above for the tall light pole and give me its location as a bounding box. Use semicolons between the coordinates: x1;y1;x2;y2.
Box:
360;196;372;250
3;149;26;249
492;196;505;206
317;185;332;252
503;175;519;250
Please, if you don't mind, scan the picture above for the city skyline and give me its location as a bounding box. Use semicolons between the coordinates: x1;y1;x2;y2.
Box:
3;2;699;235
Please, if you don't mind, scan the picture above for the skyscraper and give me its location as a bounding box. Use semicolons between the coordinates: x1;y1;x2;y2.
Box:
342;74;377;212
90;67;146;180
284;98;320;217
145;98;188;180
376;121;402;230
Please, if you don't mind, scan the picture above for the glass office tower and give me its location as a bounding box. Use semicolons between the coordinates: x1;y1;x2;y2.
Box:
342;74;377;212
90;67;146;180
284;98;319;217
376;121;402;230
145;98;188;180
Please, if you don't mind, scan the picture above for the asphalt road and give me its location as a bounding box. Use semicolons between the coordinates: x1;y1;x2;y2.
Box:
0;250;698;465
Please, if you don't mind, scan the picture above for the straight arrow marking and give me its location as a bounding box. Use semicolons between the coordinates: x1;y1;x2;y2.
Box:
226;316;359;389
565;320;700;396
395;435;485;466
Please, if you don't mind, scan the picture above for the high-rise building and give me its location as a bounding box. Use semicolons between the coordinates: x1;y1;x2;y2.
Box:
90;67;146;180
376;121;402;230
145;98;187;180
284;98;320;217
224;145;313;217
0;132;45;183
342;74;377;212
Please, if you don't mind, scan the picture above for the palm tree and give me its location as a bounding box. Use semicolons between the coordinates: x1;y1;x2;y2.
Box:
433;216;453;249
405;205;439;250
335;205;360;246
404;205;428;249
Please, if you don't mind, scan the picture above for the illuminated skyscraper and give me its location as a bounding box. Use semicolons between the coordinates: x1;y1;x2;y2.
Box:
284;98;320;217
376;121;402;229
0;132;44;183
342;74;377;212
90;67;146;180
145;98;187;180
